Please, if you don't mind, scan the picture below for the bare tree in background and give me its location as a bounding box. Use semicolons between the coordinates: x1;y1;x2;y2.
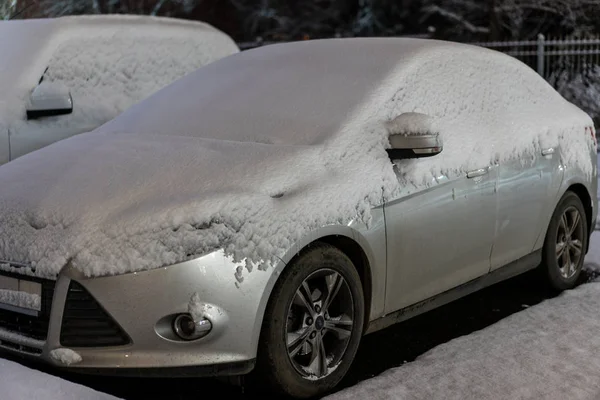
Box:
421;0;600;41
16;0;600;41
37;0;198;17
1;0;18;19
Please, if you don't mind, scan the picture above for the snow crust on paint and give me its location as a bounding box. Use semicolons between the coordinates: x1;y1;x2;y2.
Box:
0;289;41;311
0;358;118;400
188;292;216;321
326;235;600;400
0;15;238;157
50;348;83;366
0;38;594;279
386;112;438;136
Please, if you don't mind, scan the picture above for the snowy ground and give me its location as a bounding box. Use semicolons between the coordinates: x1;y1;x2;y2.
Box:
326;232;600;400
0;357;119;400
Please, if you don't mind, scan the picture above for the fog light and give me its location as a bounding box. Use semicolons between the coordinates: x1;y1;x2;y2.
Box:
173;313;212;341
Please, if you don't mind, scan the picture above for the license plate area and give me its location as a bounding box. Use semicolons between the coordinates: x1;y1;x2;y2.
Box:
0;275;42;316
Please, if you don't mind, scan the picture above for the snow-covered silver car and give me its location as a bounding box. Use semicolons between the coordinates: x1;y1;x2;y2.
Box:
0;14;238;165
0;38;597;399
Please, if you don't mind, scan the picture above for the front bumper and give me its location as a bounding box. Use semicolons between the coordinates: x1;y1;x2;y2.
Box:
0;251;276;376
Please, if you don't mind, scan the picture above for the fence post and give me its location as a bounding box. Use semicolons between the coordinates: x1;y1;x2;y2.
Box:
537;33;545;76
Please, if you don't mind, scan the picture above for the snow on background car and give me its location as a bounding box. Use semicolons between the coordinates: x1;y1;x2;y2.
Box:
0;38;594;280
0;15;239;163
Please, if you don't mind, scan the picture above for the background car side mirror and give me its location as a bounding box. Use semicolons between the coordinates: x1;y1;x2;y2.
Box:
26;82;73;120
385;112;443;159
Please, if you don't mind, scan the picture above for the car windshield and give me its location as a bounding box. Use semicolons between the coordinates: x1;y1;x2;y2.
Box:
98;39;405;146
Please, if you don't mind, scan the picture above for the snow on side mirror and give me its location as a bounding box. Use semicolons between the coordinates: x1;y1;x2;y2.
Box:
26;82;73;120
385;112;443;159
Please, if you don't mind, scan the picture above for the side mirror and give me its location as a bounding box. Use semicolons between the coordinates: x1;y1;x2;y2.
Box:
26;82;73;120
385;112;443;159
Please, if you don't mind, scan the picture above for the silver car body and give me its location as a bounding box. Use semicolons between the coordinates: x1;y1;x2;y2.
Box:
0;38;596;376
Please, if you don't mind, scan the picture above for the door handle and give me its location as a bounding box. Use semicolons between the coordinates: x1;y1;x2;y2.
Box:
467;167;489;178
541;147;554;156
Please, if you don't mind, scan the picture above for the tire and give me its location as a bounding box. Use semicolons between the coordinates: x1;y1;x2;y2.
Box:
252;243;365;399
541;191;588;291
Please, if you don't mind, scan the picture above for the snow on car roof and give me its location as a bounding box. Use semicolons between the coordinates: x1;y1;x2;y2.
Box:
0;38;594;279
0;15;239;138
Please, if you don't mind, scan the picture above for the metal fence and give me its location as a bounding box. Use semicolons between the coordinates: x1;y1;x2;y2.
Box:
473;34;600;81
240;35;600;80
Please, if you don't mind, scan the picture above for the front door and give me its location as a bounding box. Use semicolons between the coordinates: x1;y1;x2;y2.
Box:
384;163;498;313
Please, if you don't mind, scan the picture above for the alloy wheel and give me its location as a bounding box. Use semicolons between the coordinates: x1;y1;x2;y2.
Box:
285;268;354;379
556;206;584;279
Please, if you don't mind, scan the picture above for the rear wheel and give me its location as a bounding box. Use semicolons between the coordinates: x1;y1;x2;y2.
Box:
252;243;364;399
541;191;588;291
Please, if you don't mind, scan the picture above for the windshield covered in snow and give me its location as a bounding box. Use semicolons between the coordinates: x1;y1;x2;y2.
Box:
98;39;411;146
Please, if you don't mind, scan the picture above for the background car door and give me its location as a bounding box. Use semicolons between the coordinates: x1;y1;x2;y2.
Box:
490;147;563;270
9;123;96;161
383;163;498;313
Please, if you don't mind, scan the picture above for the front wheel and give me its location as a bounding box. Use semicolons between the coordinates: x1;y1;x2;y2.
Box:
541;191;588;291
253;243;364;399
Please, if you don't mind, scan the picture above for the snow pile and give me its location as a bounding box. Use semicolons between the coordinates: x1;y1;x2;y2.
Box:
0;358;118;400
327;237;600;400
385;112;438;136
1;15;239;145
0;38;594;279
0;289;41;311
189;292;219;321
50;348;83;366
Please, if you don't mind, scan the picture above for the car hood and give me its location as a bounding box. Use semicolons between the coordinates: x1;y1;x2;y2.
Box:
0;130;379;279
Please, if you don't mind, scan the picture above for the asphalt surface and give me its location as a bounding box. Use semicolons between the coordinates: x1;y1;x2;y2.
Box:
7;267;598;400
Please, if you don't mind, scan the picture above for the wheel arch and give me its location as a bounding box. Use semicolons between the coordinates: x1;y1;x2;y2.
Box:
250;227;378;363
566;183;593;251
316;235;373;334
535;179;595;252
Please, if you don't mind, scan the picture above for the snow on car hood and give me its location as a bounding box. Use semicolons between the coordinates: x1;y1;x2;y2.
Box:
0;130;393;279
0;38;594;280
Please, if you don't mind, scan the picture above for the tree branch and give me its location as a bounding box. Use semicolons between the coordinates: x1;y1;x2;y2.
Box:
422;5;490;33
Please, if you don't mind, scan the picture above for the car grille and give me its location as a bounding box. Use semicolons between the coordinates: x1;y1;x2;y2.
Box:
0;271;55;341
60;281;131;347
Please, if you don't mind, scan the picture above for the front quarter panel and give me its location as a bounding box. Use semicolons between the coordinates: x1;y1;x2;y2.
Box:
56;251;276;369
274;208;387;324
42;212;386;370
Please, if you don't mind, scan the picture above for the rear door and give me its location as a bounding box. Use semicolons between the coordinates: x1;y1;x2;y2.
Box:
490;147;563;270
